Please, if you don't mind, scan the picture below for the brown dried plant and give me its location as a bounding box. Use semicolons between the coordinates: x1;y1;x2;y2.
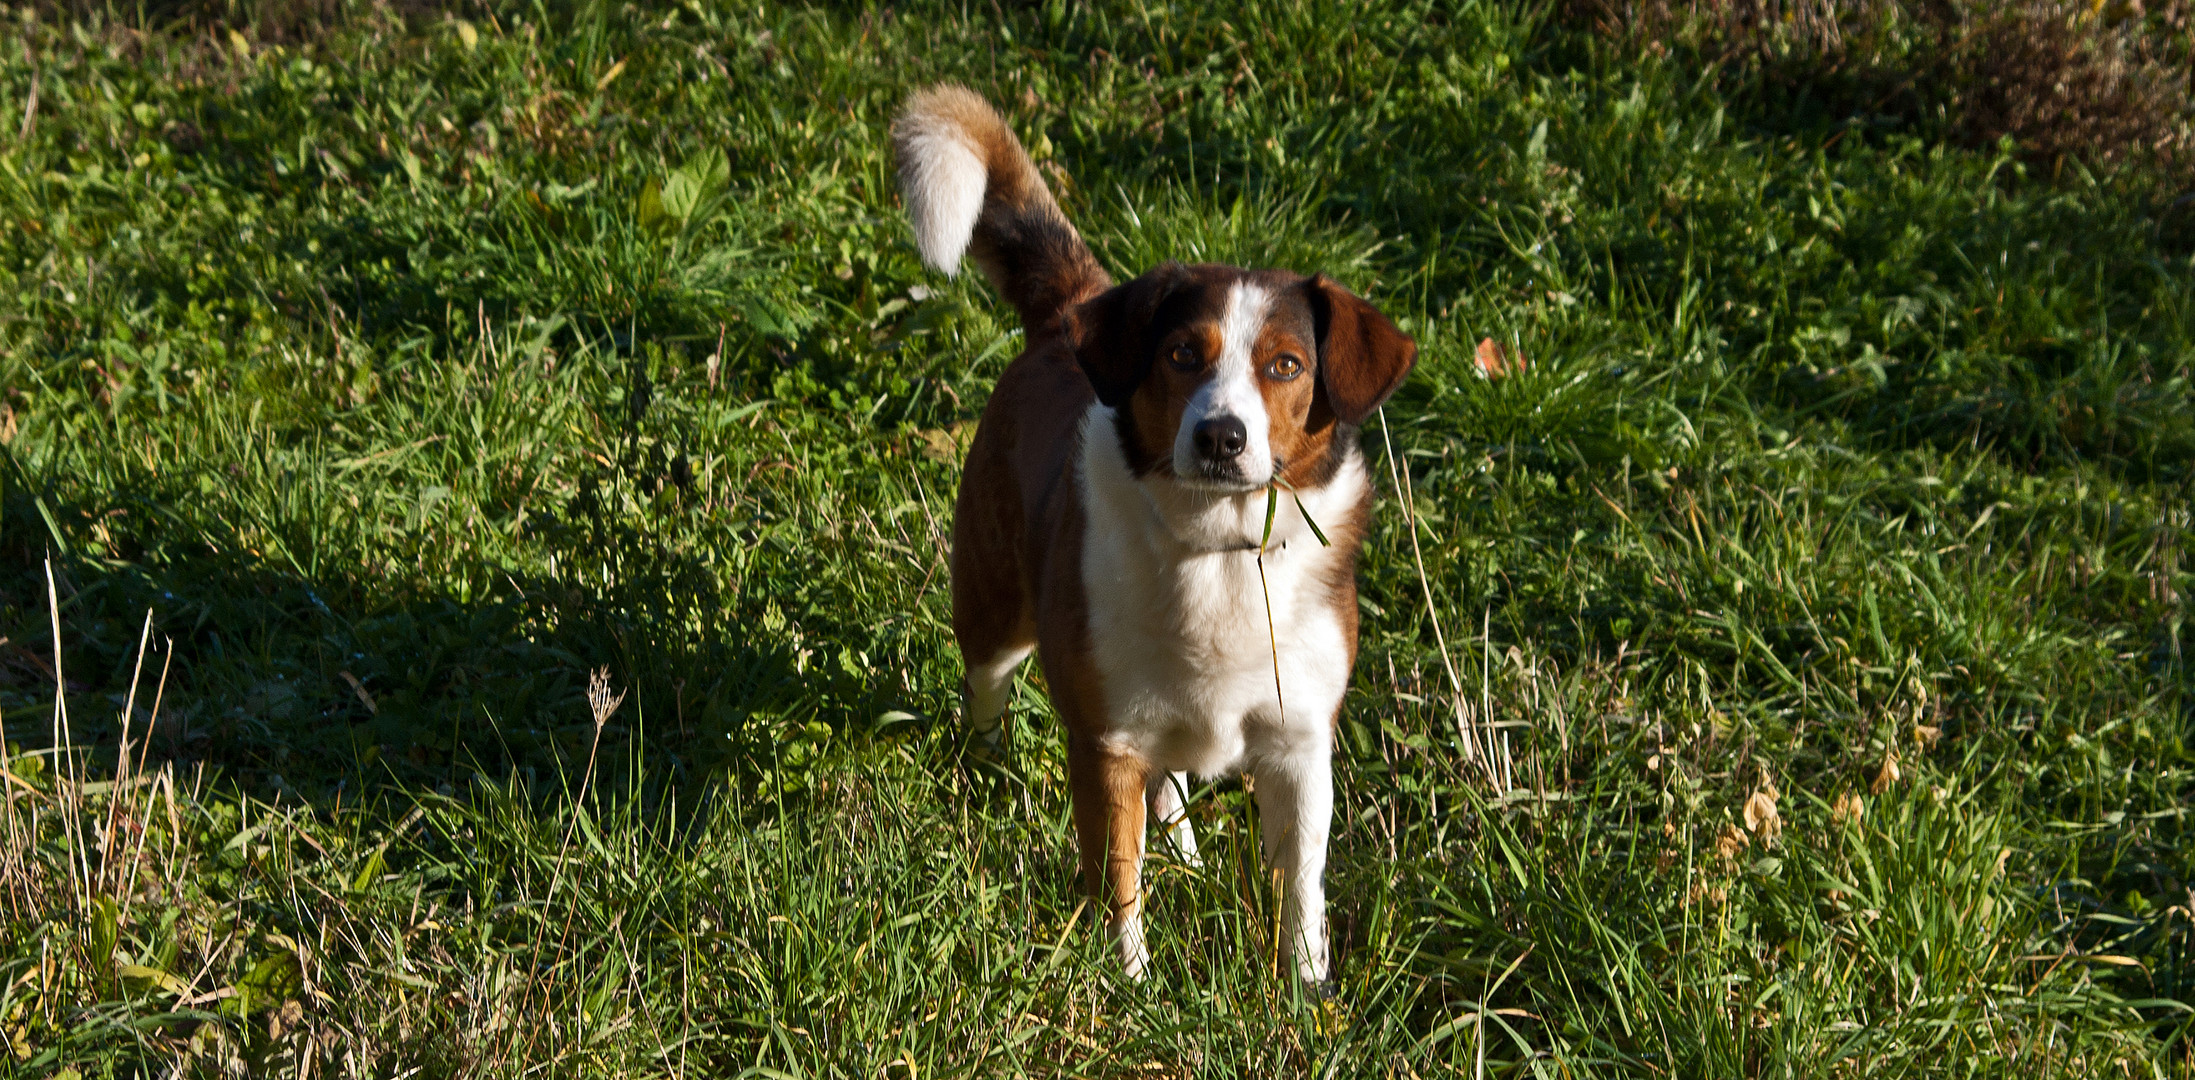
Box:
1569;0;2195;186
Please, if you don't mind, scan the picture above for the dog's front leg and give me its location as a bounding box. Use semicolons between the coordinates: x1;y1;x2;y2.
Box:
1068;735;1152;977
1252;743;1333;984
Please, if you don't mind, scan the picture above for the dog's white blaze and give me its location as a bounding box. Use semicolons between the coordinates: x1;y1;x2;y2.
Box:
1081;402;1362;982
1172;282;1275;486
896;120;987;274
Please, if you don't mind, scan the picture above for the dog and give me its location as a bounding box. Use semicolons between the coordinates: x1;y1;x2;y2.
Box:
893;85;1415;983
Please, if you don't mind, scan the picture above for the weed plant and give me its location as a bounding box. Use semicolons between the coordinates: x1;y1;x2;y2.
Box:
0;0;2190;1074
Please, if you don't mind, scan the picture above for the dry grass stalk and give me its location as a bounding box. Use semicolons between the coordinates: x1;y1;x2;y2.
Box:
99;608;154;900
1378;408;1510;793
118;639;175;933
45;558;89;918
0;704;18;923
510;665;626;1065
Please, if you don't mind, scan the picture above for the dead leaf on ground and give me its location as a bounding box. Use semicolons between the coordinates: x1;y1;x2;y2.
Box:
1715;823;1748;860
1475;337;1530;379
1872;751;1902;795
1743;787;1782;841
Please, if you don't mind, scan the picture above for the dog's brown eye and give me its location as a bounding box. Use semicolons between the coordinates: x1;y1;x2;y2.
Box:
1168;342;1199;370
1266;354;1304;381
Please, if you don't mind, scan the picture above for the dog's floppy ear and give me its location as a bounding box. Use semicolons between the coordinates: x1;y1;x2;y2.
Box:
1072;262;1187;408
1306;274;1417;425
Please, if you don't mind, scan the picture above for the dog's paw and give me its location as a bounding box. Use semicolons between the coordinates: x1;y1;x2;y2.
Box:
1307;988;1348;1034
960;720;1012;770
957;720;1031;813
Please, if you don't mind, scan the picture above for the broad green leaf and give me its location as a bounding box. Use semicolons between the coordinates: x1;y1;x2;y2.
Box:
636;178;667;232
231;949;303;1016
119;963;189;996
662;149;729;226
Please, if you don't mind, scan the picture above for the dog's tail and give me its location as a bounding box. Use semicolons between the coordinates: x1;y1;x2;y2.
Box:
893;85;1110;331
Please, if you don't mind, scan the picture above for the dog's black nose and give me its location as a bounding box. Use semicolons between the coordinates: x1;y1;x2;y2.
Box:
1193;416;1248;461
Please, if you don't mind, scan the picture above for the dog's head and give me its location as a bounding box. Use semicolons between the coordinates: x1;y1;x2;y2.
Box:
1071;263;1416;491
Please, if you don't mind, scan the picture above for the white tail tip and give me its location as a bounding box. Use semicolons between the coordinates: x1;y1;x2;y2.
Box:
896;119;987;276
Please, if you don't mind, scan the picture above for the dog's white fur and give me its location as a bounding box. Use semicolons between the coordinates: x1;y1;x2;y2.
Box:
894;114;987;274
1075;288;1364;978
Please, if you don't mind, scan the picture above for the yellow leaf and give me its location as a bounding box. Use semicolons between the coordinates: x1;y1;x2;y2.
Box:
118;964;188;995
915;423;975;463
1313;995;1350;1036
595;58;628;91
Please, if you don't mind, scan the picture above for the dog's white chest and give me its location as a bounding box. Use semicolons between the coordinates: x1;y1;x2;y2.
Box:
1076;407;1359;776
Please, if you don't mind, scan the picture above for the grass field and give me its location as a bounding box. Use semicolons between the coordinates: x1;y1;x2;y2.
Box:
2;0;2192;1074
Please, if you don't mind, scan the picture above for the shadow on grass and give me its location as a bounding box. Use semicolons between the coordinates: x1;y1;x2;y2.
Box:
0;471;840;817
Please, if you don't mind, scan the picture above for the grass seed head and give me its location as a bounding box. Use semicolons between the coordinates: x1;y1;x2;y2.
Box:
587;668;626;732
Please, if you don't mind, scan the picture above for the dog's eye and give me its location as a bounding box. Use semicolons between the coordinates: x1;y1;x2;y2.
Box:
1265;354;1304;381
1168;342;1200;370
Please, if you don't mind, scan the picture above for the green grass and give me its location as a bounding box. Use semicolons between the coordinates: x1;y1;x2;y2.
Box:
2;0;2191;1074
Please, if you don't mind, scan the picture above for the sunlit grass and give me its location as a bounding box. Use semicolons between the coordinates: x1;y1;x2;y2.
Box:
0;0;2189;1074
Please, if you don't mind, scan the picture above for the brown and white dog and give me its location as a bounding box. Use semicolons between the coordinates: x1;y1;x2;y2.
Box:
893;85;1415;983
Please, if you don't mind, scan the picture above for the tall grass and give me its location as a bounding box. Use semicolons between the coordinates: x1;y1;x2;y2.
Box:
1;0;2190;1074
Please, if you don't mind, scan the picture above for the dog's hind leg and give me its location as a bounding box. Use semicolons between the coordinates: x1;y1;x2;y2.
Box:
948;395;1034;768
949;459;1031;764
1146;770;1201;867
962;643;1034;752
